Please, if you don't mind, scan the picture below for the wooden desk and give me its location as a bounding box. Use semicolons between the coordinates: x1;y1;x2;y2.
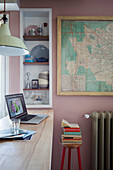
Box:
0;109;54;170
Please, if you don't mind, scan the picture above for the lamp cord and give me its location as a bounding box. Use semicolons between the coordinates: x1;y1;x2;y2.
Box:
0;0;8;24
4;0;5;13
0;0;5;14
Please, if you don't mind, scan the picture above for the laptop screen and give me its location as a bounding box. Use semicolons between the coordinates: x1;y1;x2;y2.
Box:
5;93;27;119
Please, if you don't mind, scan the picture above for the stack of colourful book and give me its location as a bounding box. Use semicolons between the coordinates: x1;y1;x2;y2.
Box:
61;119;82;145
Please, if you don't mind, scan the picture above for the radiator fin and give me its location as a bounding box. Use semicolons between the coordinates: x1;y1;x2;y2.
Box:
98;112;104;170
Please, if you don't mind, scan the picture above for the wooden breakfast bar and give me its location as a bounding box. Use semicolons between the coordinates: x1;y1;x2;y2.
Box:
0;109;54;170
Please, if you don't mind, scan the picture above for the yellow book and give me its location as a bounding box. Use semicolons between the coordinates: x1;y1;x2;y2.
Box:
61;119;79;128
62;134;82;139
62;141;82;144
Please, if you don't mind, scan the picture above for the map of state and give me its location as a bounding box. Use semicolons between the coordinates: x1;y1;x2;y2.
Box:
61;20;113;92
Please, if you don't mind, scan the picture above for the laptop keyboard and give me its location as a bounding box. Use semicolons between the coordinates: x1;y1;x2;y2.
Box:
21;115;36;121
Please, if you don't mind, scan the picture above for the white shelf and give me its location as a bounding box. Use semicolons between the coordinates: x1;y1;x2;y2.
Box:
26;104;52;109
20;8;52;108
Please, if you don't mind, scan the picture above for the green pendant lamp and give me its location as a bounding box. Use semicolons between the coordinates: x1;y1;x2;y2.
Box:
0;0;29;56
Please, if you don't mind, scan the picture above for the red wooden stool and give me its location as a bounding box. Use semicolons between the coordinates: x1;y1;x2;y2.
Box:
60;144;82;170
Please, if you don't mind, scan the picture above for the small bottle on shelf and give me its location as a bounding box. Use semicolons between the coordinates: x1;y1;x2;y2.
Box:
25;72;31;89
43;22;48;36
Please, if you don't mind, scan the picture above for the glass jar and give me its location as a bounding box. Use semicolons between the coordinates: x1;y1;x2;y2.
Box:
37;25;43;36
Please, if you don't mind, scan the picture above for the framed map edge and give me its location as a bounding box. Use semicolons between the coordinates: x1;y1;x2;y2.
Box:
57;16;113;96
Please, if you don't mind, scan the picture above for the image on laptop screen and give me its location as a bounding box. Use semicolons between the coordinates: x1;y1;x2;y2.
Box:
5;93;27;119
7;97;23;117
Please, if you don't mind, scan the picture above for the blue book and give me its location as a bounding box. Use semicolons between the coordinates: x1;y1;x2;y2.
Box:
64;132;81;135
19;129;36;138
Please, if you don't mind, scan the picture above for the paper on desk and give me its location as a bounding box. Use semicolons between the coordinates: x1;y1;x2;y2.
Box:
0;129;36;139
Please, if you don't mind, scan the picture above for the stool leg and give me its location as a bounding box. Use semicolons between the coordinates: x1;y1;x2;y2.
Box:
68;148;71;170
77;147;82;170
60;147;66;170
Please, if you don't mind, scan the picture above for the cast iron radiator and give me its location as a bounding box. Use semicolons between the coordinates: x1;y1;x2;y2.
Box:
91;112;113;170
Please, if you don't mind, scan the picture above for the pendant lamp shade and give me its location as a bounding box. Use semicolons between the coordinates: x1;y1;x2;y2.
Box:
0;23;29;56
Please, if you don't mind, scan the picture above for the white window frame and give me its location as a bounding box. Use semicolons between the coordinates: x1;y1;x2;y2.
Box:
0;14;9;118
0;55;9;118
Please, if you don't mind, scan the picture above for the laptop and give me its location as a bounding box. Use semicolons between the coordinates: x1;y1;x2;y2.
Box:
5;93;48;124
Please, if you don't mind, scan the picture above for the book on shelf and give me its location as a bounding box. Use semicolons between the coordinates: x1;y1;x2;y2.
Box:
61;119;79;128
63;128;80;132
61;135;82;144
62;134;82;140
61;140;82;144
62;139;82;142
63;127;80;130
0;129;36;140
61;136;82;143
63;131;81;135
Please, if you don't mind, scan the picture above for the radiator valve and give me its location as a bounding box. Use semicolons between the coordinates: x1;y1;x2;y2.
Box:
84;114;90;119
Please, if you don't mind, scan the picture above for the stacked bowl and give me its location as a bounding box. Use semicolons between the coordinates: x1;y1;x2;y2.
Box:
39;71;49;89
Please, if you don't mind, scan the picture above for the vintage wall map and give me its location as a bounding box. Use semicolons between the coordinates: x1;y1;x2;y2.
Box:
61;19;113;93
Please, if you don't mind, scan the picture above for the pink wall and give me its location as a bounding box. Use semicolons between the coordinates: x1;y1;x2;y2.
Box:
9;11;20;94
9;0;113;169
